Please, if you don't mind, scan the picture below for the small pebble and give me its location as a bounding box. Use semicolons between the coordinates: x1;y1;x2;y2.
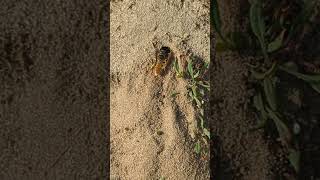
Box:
157;131;164;135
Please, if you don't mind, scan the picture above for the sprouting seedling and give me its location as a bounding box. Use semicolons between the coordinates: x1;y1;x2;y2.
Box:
186;59;201;107
187;60;210;106
187;59;200;82
173;58;184;78
188;85;200;107
194;140;201;154
177;54;211;158
187;59;194;80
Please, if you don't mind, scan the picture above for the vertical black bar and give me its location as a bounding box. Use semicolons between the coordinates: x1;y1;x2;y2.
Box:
209;29;215;180
209;0;216;178
106;0;111;178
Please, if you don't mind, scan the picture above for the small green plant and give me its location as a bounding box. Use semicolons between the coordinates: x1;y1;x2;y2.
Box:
172;54;211;155
212;0;320;176
186;57;211;154
194;140;201;154
173;58;184;78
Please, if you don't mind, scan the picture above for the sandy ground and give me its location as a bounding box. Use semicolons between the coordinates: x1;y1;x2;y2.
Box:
210;0;275;179
210;55;274;179
0;0;277;179
111;0;210;179
0;0;108;179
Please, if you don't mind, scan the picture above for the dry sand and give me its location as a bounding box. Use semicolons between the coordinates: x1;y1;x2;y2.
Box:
111;0;210;179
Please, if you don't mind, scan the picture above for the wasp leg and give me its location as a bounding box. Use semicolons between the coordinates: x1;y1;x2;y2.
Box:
150;61;159;77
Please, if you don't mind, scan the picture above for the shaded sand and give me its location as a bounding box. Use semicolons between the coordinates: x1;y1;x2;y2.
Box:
0;1;108;179
210;55;274;179
210;0;275;179
111;0;210;179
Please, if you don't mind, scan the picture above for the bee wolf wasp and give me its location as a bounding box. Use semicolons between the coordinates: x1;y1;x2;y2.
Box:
153;46;172;76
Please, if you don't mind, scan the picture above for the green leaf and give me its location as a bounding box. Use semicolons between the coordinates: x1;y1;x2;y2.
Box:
199;115;204;129
173;58;184;78
199;89;205;96
211;0;221;34
250;0;269;62
188;91;194;99
194;140;201;154
194;96;202;108
211;0;227;44
310;83;320;94
191;86;198;97
173;59;179;72
249;0;265;41
187;60;194;79
279;65;320;93
250;61;277;80
253;92;268;128
200;109;204;116
190;86;201;107
174;59;178;70
253;93;263;111
268;30;285;52
280;66;320;82
194;71;200;79
197;81;210;89
263;77;277;111
256;93;268;120
251;69;266;79
266;107;292;145
203;128;211;139
288;149;300;173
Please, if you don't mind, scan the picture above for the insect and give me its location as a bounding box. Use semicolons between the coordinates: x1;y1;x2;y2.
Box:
153;46;172;76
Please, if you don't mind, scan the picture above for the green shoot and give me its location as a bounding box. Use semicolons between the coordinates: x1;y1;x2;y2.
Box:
173;59;184;78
